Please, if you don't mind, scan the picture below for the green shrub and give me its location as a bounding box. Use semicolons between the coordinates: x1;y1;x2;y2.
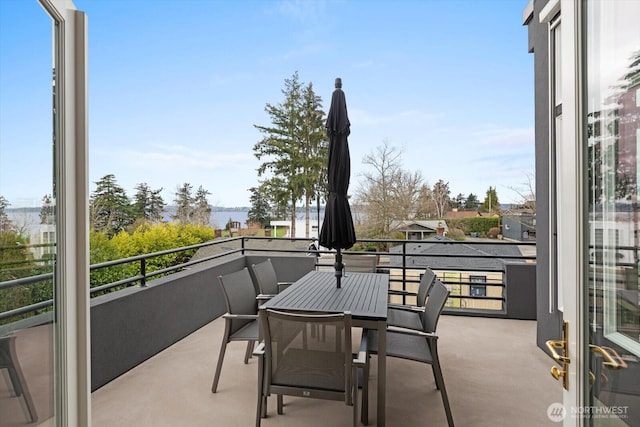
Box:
454;217;499;236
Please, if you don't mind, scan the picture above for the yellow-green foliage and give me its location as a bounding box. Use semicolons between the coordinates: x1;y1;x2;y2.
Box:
90;223;215;289
111;223;215;271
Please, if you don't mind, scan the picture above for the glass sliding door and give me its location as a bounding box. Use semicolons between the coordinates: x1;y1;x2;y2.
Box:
0;1;57;424
1;0;89;425
585;0;640;425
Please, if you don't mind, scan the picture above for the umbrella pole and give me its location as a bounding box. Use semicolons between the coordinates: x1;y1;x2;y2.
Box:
335;248;343;288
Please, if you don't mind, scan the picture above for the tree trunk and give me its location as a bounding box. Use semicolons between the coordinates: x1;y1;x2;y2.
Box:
304;195;311;238
290;199;296;238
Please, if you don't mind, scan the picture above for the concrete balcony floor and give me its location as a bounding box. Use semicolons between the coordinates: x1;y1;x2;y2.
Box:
90;315;561;427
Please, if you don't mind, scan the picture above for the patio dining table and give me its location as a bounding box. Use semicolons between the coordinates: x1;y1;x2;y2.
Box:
261;270;389;426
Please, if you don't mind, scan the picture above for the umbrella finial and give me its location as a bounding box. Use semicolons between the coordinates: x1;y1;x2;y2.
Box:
335;77;342;89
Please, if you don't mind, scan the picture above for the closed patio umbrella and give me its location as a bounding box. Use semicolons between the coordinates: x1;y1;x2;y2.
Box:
319;77;356;288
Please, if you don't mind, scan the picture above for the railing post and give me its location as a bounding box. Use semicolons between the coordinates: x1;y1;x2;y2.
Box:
140;259;147;287
402;241;407;305
241;237;246;255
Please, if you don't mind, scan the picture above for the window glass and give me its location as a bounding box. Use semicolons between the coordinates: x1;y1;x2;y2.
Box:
0;1;57;423
585;0;640;424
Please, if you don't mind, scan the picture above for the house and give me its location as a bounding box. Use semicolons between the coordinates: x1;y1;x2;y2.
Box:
524;0;640;421
389;219;447;240
501;213;536;241
443;209;482;220
388;236;530;312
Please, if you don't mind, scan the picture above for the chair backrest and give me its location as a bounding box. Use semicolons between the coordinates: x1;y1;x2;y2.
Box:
218;268;258;334
422;280;450;333
416;267;437;308
342;253;377;273
249;259;279;295
260;308;353;399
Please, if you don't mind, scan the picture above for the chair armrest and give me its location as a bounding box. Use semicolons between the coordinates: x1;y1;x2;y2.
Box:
253;342;265;356
386;325;438;340
256;294;276;302
222;313;259;320
277;283;292;292
353;332;368;366
387;303;424;313
387;289;414;296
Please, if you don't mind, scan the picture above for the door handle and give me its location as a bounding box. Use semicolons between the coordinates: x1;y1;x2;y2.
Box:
546;321;570;390
589;344;628;369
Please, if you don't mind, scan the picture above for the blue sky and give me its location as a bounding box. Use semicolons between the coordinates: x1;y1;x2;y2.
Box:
0;0;533;208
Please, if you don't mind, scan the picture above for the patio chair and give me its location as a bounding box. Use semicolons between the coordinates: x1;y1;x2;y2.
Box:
0;335;38;423
254;308;368;427
249;259;293;302
211;268;260;393
362;279;454;426
386;267;436;330
342;253;377;273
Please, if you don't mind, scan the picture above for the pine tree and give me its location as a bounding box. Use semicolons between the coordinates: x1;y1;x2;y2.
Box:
465;193;480;210
253;71;327;237
90;174;134;236
299;82;328;237
192;186;211;226
247;186;272;228
39;194;55;225
172;183;194;224
132;183;165;223
0;196;11;232
482;187;500;214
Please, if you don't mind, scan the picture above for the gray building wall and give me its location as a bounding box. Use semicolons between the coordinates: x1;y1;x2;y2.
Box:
524;0;563;350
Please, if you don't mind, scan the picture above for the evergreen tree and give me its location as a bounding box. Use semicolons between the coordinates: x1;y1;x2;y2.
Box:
39;194;55;225
192;186;211;226
451;193;465;210
253;71;326;237
482;186;500;214
172;183;194;224
247;186;272;227
299;82;328;237
465;193;480;210
132;183;165;224
0;196;11;232
260;178;289;220
90;174;134;237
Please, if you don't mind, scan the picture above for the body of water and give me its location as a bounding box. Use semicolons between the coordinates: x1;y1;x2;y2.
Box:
7;206;326;235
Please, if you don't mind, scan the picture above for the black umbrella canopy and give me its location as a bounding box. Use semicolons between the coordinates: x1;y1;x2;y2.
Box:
319;78;356;287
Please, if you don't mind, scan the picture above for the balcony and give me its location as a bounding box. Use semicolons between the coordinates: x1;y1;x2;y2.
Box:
89;314;559;427
1;237;560;426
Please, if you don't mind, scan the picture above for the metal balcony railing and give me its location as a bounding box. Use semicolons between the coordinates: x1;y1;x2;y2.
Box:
0;236;536;323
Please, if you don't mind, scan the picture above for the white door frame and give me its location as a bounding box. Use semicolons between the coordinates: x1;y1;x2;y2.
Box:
38;0;90;425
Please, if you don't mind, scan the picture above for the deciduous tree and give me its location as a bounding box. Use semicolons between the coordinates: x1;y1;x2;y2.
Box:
355;141;406;238
431;180;451;218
